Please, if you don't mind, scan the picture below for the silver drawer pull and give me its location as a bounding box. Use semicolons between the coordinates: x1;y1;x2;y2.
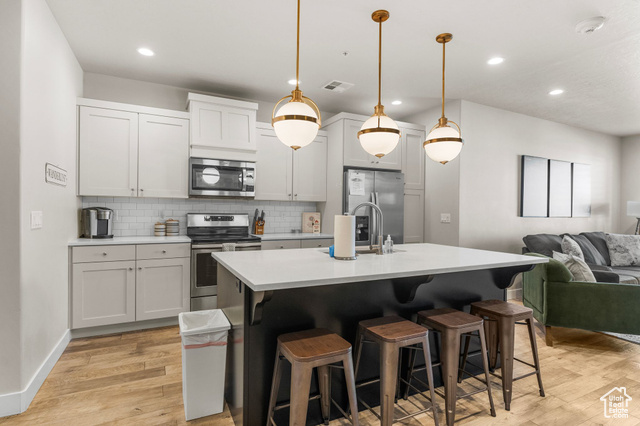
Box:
102;252;107;256
162;250;167;254
128;267;133;271
138;267;142;270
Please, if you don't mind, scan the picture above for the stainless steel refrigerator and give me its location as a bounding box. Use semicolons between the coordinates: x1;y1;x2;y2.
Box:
343;168;404;246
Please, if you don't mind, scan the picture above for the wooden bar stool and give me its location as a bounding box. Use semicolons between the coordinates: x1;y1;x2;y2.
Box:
413;308;496;426
461;300;544;411
353;316;439;426
266;328;359;426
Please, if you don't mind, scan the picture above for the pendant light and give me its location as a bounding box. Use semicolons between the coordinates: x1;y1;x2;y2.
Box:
272;0;321;150
424;33;463;165
357;10;400;158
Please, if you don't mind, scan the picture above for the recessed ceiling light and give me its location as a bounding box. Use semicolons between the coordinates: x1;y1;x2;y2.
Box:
549;89;564;96
487;57;504;65
137;47;154;57
288;79;300;85
392;100;402;105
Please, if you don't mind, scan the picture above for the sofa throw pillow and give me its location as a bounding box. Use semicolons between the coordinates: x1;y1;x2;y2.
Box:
522;234;563;257
552;251;596;282
561;236;584;260
606;233;640;267
564;234;608;266
581;232;611;266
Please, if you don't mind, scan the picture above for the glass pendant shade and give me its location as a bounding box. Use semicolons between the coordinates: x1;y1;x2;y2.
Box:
359;114;400;157
424;125;463;164
273;101;319;149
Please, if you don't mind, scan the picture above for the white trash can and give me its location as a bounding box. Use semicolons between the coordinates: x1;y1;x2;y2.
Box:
179;309;231;421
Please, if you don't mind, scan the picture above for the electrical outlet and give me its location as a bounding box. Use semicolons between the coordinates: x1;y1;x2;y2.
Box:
440;213;451;224
31;211;43;229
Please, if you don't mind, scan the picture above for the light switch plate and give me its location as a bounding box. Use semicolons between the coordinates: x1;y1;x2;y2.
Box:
440;213;451;224
31;211;43;229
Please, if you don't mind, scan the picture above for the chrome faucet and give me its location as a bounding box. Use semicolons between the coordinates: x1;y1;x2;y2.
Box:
351;202;384;255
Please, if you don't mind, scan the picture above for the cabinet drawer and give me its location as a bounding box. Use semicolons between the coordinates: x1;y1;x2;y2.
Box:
300;239;334;249
261;240;301;250
136;243;190;260
72;245;136;263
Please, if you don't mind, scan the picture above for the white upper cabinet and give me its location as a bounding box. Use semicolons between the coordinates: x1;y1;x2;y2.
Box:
77;99;190;198
138;114;190;198
255;126;293;201
401;127;426;190
188;93;258;161
343;119;371;168
293;134;327;202
255;124;327;202
403;189;425;243
79;106;139;197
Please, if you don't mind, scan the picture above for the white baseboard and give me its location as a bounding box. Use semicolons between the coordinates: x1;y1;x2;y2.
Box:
507;287;522;301
0;329;70;418
70;317;178;339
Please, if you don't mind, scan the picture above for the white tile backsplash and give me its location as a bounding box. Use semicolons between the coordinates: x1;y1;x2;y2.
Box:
82;197;318;237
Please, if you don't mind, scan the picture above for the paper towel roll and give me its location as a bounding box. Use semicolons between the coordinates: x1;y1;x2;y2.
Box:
334;215;356;260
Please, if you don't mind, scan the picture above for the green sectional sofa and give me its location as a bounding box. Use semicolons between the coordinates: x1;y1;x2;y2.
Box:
522;253;640;346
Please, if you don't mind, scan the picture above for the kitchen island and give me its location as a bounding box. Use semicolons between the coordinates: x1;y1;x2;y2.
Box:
215;243;546;425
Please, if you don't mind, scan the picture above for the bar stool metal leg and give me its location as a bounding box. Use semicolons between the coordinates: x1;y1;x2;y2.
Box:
441;330;460;426
318;365;332;424
380;342;399;425
290;362;313;425
422;334;440;426
267;347;283;426
342;354;360;425
498;317;515;411
478;327;497;417
526;317;545;397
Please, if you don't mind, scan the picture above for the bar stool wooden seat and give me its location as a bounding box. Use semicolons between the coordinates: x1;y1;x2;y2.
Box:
266;328;359;426
461;300;544;411
413;308;496;426
353;316;439;426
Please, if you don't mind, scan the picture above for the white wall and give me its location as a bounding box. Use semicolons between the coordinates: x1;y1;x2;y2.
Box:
402;101;462;246
84;73;335;124
458;101;621;254
0;0;23;401
18;0;82;402
620;135;640;234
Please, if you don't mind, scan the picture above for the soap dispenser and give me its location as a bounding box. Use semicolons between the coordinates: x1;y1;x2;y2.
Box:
384;235;393;254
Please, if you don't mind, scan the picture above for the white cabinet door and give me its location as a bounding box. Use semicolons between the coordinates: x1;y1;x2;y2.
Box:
136;258;189;321
190;101;257;152
261;240;301;250
255;127;293;201
403;189;424;243
78;106;138;197
138;114;189;198
343;119;373;168
72;260;136;328
402;128;426;190
293;134;327;202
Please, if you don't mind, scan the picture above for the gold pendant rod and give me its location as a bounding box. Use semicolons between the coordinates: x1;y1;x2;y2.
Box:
295;0;300;90
441;40;445;118
377;19;382;128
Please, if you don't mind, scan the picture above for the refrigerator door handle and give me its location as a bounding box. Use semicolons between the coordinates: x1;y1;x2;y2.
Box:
370;193;376;246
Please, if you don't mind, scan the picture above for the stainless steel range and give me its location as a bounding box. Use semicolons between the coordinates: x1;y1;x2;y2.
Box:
188;213;261;311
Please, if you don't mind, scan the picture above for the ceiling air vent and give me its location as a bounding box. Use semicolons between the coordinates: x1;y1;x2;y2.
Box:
322;80;354;93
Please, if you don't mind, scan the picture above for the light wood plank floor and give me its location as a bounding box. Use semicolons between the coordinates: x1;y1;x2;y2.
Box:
1;320;639;425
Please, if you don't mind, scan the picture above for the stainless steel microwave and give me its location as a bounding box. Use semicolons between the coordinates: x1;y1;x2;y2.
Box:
189;158;256;198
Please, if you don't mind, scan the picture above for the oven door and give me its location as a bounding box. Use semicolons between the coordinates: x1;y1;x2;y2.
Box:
191;242;261;298
189;158;255;197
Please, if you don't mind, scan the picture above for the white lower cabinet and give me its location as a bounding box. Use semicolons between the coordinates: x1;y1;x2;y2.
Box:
72;260;136;329
261;240;301;250
71;244;190;329
136;258;189;321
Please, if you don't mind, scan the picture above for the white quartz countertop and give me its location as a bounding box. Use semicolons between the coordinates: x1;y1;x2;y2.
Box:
69;236;191;246
212;243;547;291
253;233;334;241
